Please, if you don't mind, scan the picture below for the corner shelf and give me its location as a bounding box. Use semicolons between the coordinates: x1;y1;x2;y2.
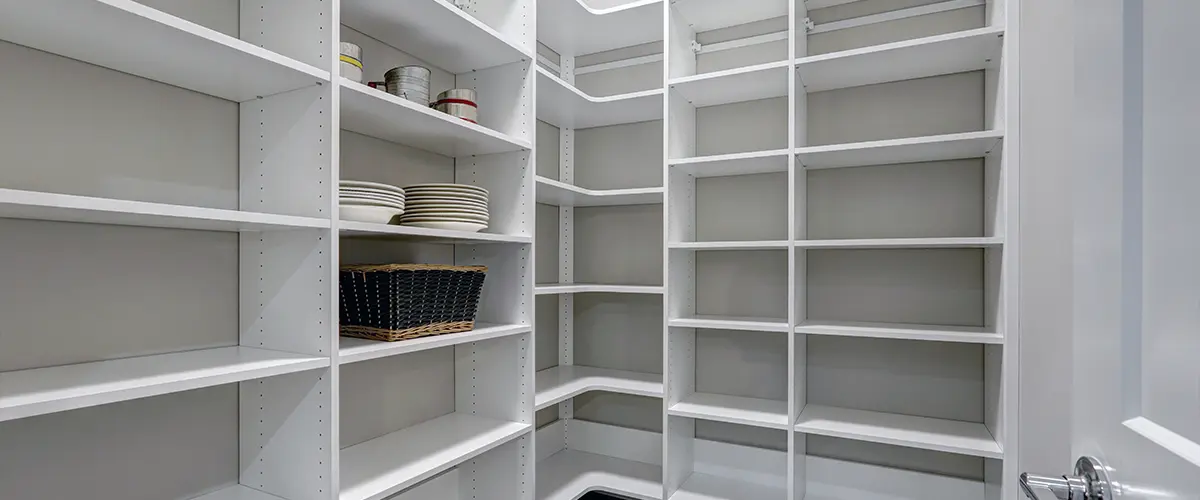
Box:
341;0;531;73
535;366;663;410
537;449;662;500
0;188;331;232
795;27;1005;92
340;79;532;158
535;283;664;295
339;323;532;365
537;0;663;56
669;60;791;107
668;392;789;430
191;486;287;500
536;67;664;129
795;321;1003;344
796;130;1004;170
668;315;789;333
794;237;1004;249
536;176;664;207
339;413;532;500
794;404;1003;459
670;149;791;178
339;220;532;245
0;0;329;103
0;346;329;423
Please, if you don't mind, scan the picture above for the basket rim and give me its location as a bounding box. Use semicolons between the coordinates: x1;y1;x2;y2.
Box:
340;263;487;272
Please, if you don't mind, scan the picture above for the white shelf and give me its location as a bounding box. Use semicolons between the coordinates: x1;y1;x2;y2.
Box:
340;80;531;158
536;176;664;207
341;0;531;74
0;346;329;423
668;393;789;430
797;131;1005;170
535;283;664;295
794;404;1003;458
339;323;532;365
804;0;862;9
672;0;790;32
670;61;791;108
796;321;1003;344
671;472;787;500
537;449;662;500
670;149;791;177
795;27;1005;92
0;188;330;232
538;0;663;56
536;366;663;409
339;220;532;245
668;240;789;251
190;486;286;500
340;413;532;500
794;237;1003;249
537;67;664;129
669;315;790;333
0;0;328;103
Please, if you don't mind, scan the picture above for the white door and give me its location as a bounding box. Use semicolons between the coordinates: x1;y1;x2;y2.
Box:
1026;0;1200;498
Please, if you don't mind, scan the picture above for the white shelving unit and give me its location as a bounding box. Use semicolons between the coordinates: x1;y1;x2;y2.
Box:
0;0;1018;499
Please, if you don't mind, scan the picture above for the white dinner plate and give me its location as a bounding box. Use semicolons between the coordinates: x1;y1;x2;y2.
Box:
340;192;406;204
339;198;404;210
404;191;488;203
400;220;488;232
339;180;405;194
404;183;488;195
404;197;487;207
401;202;488;211
401;214;489;223
340;187;405;199
340;205;402;224
402;208;489;217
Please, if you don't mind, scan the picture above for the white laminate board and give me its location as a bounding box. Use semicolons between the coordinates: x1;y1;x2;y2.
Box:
0;347;328;423
672;0;789;32
341;0;531;73
339;220;532;244
668;315;789;333
536;449;662;500
191;486;286;500
794;404;1003;458
340;80;531;158
671;472;787;500
797;131;1004;169
796;320;1003;344
670;61;791;108
537;0;663;56
0;0;327;102
668;241;789;250
339;413;531;500
0;188;329;231
537;67;664;129
535;283;665;295
536;176;664;207
338;323;532;364
669;393;789;429
535;366;663;409
670;149;791;177
795;237;1003;249
796;27;1004;92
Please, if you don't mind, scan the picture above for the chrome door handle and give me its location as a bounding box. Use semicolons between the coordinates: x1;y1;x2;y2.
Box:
1020;456;1114;500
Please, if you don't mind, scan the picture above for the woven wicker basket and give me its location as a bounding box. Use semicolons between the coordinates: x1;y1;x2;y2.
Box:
339;263;487;342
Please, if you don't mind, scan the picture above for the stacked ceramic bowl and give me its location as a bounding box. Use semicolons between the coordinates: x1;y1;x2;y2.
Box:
339;180;406;224
399;184;489;232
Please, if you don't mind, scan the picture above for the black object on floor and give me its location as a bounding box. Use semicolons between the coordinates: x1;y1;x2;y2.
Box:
581;493;631;499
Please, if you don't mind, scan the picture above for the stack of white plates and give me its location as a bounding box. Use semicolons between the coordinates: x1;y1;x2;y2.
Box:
399;183;489;232
339;180;406;224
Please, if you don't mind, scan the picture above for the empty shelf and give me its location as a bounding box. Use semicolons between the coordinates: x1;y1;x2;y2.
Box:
535;283;664;295
538;0;663;56
671;149;791;177
669;393;789;430
672;0;789;32
339;220;532;245
795;27;1004;92
0;0;328;102
670;61;791;107
191;486;286;500
0;346;329;423
341;0;530;74
794;405;1003;458
537;449;662;500
672;472;787;500
537;67;664;128
536;366;663;409
796;321;1003;344
339;323;531;365
0;188;330;232
341;80;531;158
669;315;789;333
795;237;1003;249
536;177;664;206
668;241;788;251
797;131;1004;169
340;413;531;500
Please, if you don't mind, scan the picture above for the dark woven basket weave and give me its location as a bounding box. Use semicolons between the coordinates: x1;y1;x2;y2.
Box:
339;264;487;342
